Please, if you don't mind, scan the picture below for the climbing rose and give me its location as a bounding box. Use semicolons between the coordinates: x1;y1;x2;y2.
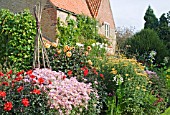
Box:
4;102;13;111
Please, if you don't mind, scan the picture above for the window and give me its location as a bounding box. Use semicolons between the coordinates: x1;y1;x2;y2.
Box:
104;22;110;38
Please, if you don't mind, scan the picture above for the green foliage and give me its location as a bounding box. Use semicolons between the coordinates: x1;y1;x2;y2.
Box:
57;14;108;47
161;107;170;115
144;6;159;30
0;9;36;71
125;29;169;64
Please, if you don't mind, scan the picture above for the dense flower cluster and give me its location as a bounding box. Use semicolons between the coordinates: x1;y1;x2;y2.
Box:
24;68;97;114
0;70;49;114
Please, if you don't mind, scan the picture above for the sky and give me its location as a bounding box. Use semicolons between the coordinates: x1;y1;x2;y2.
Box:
110;0;170;32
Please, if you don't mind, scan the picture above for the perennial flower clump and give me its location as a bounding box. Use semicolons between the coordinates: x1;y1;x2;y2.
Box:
24;68;98;115
0;70;50;114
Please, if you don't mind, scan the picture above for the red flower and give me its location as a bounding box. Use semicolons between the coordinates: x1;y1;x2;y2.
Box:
17;86;24;93
48;80;52;84
0;91;6;97
62;75;66;80
67;70;72;76
4;102;13;111
2;82;9;86
92;68;98;75
22;98;29;107
31;89;41;95
30;74;36;79
7;70;12;75
100;74;104;79
14;76;23;82
0;72;4;77
16;70;24;76
26;70;32;75
38;78;44;84
84;69;88;77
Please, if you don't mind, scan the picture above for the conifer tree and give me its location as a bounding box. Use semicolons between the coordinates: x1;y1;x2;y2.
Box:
144;6;158;30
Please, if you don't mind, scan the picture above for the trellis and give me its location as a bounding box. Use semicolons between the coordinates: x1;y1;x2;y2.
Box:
33;2;51;69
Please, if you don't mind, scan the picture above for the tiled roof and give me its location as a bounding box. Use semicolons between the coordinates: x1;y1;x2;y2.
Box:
86;0;102;17
50;0;91;16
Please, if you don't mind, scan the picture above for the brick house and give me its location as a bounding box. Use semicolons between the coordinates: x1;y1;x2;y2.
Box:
0;0;116;53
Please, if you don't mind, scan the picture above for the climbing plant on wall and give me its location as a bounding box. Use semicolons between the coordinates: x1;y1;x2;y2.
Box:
57;14;108;47
0;9;36;71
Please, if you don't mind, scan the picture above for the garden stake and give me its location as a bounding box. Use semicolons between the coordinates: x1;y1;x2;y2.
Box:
33;2;51;69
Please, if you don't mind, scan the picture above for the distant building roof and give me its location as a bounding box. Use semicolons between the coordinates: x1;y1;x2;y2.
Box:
50;0;91;16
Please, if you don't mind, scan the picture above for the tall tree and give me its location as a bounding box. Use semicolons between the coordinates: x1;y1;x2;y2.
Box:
157;13;170;42
144;6;158;30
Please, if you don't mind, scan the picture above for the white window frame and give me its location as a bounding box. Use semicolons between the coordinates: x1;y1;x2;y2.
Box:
104;22;110;38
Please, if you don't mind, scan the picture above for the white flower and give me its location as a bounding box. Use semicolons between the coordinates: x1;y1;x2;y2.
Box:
76;43;84;47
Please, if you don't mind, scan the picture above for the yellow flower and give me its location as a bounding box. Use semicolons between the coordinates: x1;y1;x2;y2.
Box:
149;81;152;84
125;74;129;77
112;68;116;71
87;60;93;65
136;86;140;90
142;89;146;92
66;51;72;57
57;49;61;54
111;70;117;75
87;46;92;51
44;43;51;48
51;42;58;47
84;51;88;56
64;45;70;52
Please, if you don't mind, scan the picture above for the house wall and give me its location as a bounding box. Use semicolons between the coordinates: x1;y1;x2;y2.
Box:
57;10;76;23
96;0;116;54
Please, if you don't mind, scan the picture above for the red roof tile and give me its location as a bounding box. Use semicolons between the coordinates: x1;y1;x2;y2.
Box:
50;0;91;16
86;0;102;17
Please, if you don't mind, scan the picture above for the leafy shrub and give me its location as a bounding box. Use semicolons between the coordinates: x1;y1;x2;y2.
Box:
0;70;50;114
0;9;36;71
125;29;169;64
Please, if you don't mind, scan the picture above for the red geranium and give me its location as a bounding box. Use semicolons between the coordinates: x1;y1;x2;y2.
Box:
7;70;12;75
31;89;41;95
16;70;24;76
38;77;44;84
4;102;13;111
30;74;36;79
22;98;29;107
48;80;52;84
62;75;66;80
100;74;104;79
26;70;33;75
0;91;6;97
84;69;88;77
0;72;4;77
17;86;24;93
67;70;72;76
2;82;9;86
14;76;23;82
